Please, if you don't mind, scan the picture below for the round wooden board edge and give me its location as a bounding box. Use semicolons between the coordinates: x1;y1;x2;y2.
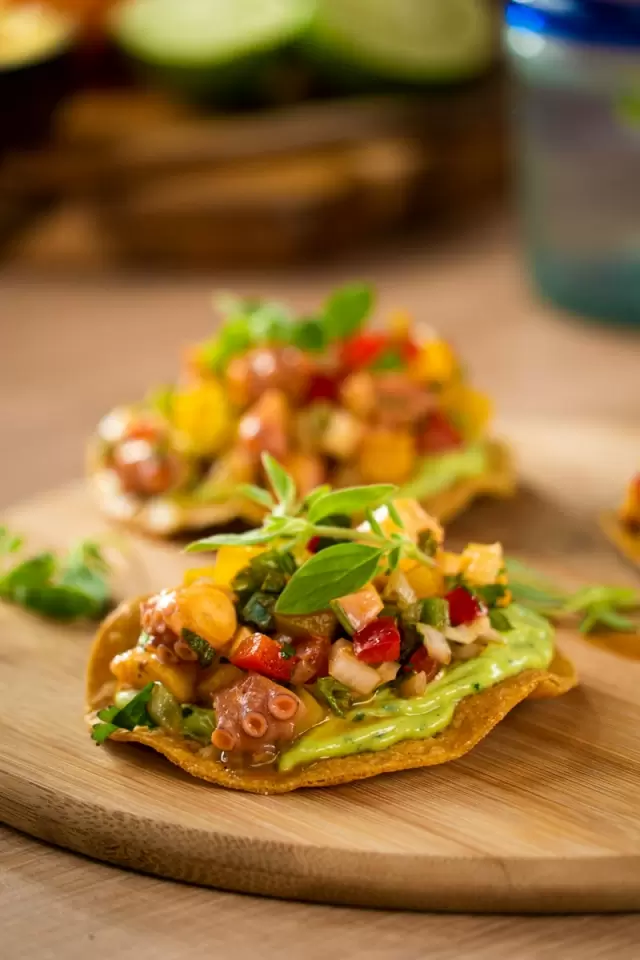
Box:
2;770;639;914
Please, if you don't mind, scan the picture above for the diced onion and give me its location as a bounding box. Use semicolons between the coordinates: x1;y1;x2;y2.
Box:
452;642;482;661
376;661;401;685
329;642;380;696
417;624;451;664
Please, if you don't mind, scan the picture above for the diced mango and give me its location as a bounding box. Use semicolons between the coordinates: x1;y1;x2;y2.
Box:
358;429;416;484
111;648;197;704
405;563;444;599
438;550;464;577
172;380;231;456
211;545;265;589
196;663;244;701
441;384;493;441
460;542;504;586
409;339;457;385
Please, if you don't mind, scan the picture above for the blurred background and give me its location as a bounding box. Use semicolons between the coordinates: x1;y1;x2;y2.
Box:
2;0;639;504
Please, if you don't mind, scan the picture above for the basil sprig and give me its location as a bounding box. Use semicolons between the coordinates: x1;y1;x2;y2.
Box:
188;454;435;616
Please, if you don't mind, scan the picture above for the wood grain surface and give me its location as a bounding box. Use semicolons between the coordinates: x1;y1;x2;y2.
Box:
1;422;639;913
2;224;640;955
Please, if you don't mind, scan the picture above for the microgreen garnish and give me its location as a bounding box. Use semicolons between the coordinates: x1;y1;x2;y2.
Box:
201;282;374;374
506;558;640;635
91;683;155;744
0;529;111;622
188;455;435;616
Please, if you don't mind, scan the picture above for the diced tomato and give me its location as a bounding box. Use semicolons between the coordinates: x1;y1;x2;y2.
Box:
340;333;388;371
407;646;440;682
401;339;420;363
446;586;486;627
307;536;321;554
306;373;339;403
229;632;298;682
291;635;331;685
418;411;463;455
352;617;401;665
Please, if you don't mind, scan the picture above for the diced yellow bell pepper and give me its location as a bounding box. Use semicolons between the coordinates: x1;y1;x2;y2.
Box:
405;563;444;599
358;429;416;484
172;380;232;456
340;371;376;419
460;542;504;586
111;649;197;704
211;545;264;589
441;384;493;442
409;339;457;385
438;550;464;576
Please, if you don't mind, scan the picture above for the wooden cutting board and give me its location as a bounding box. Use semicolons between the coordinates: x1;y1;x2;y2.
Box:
1;420;639;913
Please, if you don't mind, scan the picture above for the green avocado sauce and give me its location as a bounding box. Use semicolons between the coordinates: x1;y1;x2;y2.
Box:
399;442;488;501
278;605;553;773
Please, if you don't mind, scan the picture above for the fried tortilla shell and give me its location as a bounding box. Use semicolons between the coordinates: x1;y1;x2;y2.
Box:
600;511;640;569
86;596;576;795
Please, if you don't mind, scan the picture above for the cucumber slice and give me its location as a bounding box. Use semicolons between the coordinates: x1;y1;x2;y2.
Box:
304;0;494;87
112;0;314;68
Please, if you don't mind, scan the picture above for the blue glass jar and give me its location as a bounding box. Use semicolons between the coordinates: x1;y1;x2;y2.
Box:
505;1;640;325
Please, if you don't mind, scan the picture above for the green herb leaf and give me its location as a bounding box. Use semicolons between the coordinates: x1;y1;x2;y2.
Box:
292;316;326;352
303;484;333;510
280;641;296;660
59;541;110;619
187;528;281;552
314;677;353;717
475;584;507;607
0;527;24;555
92;683;155;744
322;283;374;341
370;348;405;372
307;485;396;524
182;629;215;668
365;507;384;537
386;502;405;529
489;609;512;632
242;591;277;631
275;543;383;615
236;484;275;509
261;454;296;509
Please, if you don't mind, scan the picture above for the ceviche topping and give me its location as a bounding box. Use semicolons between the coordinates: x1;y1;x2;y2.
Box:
92;458;520;765
93;284;495;529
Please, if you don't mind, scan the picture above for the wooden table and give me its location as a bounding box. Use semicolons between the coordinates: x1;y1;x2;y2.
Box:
2;219;639;958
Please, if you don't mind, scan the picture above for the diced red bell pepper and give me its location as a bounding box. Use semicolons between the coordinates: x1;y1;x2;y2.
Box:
340;332;389;371
445;586;486;627
229;632;298;682
407;646;440;681
291;635;331;685
306;373;339;403
352;617;401;665
307;536;322;554
418;411;463;455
